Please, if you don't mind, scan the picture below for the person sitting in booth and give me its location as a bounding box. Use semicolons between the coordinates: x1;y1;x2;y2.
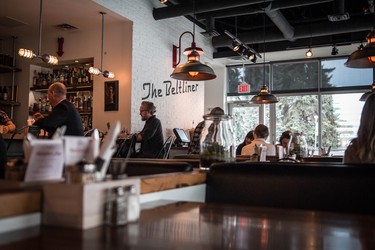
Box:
241;124;276;156
236;130;254;155
344;93;375;164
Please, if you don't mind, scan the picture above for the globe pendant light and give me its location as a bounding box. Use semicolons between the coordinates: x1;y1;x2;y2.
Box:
250;2;278;104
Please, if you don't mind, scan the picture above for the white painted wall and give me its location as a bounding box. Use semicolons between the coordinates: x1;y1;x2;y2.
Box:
94;0;222;137
11;0;227;136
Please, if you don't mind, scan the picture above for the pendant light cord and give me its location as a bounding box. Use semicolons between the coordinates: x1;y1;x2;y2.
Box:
100;12;105;71
38;0;43;56
263;0;266;88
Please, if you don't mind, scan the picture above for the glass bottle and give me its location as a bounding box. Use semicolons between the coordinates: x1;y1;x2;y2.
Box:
200;114;235;170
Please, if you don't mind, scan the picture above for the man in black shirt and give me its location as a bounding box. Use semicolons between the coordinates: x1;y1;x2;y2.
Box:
135;101;164;158
33;82;83;138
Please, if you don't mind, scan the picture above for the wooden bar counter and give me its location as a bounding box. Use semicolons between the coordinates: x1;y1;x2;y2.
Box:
1;201;375;249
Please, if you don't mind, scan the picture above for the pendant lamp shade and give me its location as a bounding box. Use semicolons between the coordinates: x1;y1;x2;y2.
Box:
171;50;216;81
171;31;216;81
249;1;278;104
345;30;375;68
250;85;278;104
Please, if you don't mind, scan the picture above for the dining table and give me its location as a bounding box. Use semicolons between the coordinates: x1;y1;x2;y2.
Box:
1;200;374;250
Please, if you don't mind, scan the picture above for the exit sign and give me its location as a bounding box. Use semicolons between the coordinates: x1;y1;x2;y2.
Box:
238;83;250;93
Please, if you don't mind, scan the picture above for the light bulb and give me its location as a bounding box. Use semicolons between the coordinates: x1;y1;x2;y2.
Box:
305;48;313;58
18;48;35;59
188;71;199;77
89;67;101;75
103;70;115;78
42;54;58;65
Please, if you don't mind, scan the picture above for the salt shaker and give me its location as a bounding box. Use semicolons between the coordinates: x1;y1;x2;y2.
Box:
104;186;128;226
125;185;140;223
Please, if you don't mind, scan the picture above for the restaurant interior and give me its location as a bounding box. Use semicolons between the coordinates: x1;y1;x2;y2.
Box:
1;0;375;249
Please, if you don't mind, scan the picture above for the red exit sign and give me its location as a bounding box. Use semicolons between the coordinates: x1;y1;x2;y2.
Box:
238;83;250;93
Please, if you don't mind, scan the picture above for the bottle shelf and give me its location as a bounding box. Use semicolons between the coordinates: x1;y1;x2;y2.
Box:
0;64;21;74
30;84;93;92
0;100;21;106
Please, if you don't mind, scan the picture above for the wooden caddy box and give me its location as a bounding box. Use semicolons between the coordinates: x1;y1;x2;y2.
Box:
43;178;140;229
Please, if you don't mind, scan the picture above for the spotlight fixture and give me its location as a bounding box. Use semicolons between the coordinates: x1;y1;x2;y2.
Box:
250;1;278;104
305;48;313;58
170;31;216;81
18;0;58;65
88;12;115;79
250;56;257;63
359;82;375;101
345;30;375;68
331;44;338;55
159;0;167;3
232;41;241;52
224;30;261;61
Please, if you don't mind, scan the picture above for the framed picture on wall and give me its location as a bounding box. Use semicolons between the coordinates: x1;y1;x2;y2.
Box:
104;80;119;111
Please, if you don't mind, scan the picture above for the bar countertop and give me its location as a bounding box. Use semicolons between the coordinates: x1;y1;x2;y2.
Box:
1;200;375;249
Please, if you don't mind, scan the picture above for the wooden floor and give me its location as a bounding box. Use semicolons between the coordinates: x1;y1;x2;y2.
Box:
1;201;375;249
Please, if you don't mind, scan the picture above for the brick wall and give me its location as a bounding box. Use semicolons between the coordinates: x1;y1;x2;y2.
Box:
95;0;217;138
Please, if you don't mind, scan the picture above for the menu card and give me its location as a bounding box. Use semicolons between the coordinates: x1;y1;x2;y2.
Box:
24;139;64;182
63;136;92;166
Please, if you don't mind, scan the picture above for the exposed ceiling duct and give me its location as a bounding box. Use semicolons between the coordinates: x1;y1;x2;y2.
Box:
154;0;370;60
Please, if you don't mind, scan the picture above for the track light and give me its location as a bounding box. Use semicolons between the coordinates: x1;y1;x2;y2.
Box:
225;30;261;61
89;12;115;79
18;0;58;65
232;41;241;52
331;44;338;55
305;48;313;58
250;55;257;63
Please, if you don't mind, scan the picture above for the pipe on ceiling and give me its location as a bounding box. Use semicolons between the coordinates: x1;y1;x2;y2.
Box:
264;3;295;41
153;0;267;20
212;16;372;48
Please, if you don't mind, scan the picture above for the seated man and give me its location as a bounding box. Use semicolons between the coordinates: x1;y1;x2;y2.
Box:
127;101;164;158
32;82;84;138
241;124;276;156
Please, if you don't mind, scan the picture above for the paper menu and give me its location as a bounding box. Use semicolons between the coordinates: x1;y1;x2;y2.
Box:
63;136;92;166
24;139;64;182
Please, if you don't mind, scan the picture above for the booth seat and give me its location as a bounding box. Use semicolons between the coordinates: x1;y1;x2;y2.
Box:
206;161;375;215
111;158;193;177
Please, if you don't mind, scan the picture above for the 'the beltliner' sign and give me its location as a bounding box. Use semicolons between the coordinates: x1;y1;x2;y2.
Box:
142;80;199;100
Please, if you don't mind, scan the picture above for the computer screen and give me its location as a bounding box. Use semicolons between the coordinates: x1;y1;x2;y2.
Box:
173;128;190;143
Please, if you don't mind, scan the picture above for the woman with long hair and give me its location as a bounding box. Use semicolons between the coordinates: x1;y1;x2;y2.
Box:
344;94;375;163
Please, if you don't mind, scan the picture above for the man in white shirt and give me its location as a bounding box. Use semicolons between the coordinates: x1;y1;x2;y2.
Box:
241;124;276;156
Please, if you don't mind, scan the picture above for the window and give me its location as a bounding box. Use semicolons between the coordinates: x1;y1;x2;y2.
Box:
227;57;373;156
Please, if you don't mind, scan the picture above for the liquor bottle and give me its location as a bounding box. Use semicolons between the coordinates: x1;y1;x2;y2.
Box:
2;86;8;101
33;70;38;87
0;86;3;100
